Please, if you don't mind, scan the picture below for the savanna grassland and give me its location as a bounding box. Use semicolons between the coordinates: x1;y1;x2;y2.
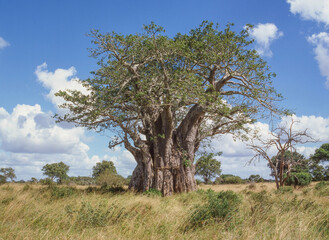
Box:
0;182;328;240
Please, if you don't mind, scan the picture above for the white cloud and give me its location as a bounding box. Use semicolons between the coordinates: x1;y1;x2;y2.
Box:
307;32;329;88
35;63;90;111
247;23;283;57
0;104;86;154
0;37;9;49
287;0;329;25
0;103;135;179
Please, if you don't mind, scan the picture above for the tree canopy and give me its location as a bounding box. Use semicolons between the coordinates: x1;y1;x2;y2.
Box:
55;21;284;195
92;160;117;178
0;167;16;182
195;153;222;184
42;162;69;183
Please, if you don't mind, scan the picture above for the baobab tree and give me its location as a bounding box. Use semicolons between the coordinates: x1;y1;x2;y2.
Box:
248;119;316;189
55;22;284;195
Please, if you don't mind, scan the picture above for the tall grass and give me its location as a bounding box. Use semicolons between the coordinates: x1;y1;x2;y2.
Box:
0;182;328;239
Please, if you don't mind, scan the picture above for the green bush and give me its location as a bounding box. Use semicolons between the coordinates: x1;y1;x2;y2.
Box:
74;201;110;228
186;190;241;230
275;186;293;194
39;178;54;186
315;181;329;190
51;186;77;199
22;184;32;191
143;188;162;197
314;181;329;196
96;170;125;188
286;172;312;186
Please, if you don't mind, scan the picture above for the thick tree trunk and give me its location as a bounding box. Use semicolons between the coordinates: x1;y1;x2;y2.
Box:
128;143;197;196
129;104;204;196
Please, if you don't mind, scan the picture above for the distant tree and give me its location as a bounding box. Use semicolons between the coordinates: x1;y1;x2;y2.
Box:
41;162;70;184
0;167;16;182
215;174;243;184
248;119;316;189
248;174;263;183
269;151;309;176
92;160;117;178
195;153;222;184
309;143;329;181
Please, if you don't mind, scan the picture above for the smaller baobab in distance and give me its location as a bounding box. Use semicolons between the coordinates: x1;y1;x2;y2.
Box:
248;118;317;189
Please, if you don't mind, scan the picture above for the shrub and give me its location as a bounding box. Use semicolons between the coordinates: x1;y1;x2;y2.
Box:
314;181;329;196
22;184;32;191
286;172;312;186
315;181;329;190
275;186;293;194
143;188;162;197
186;190;241;230
74;201;110;227
51;186;77;199
96;170;125;188
39;178;54;186
221;176;243;184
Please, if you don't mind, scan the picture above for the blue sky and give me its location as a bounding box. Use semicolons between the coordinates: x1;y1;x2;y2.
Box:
0;0;329;180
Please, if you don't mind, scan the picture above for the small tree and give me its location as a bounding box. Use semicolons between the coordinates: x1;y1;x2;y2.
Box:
42;162;70;184
248;119;316;189
248;174;263;183
195;153;222;184
269;151;309;176
309;143;329;181
92;160;117;178
0;167;16;182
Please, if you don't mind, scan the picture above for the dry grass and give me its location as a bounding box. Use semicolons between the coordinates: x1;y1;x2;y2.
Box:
0;182;328;240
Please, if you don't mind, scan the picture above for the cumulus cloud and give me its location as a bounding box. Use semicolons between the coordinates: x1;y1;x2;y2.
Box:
0;37;9;49
0;104;86;154
0;64;137;180
247;23;283;57
307;32;329;88
287;0;329;25
35;63;90;110
0;103;135;179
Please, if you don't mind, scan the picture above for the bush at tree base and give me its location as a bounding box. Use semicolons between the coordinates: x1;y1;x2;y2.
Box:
285;172;312;186
186;190;241;230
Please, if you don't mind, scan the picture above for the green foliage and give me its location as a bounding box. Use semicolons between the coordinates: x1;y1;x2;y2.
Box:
270;151;308;177
311;143;329;163
66;201;110;228
41;162;70;184
0;167;16;182
309;144;329;181
215;174;243;184
314;181;329;196
285;172;312;186
195;153;222;184
50;186;77;199
0;175;6;185
96;169;125;189
186;190;241;230
39;178;54;186
275;186;293;194
248;174;263;183
92;160;117;179
69;176;96;185
143;188;162;197
22;184;32;191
